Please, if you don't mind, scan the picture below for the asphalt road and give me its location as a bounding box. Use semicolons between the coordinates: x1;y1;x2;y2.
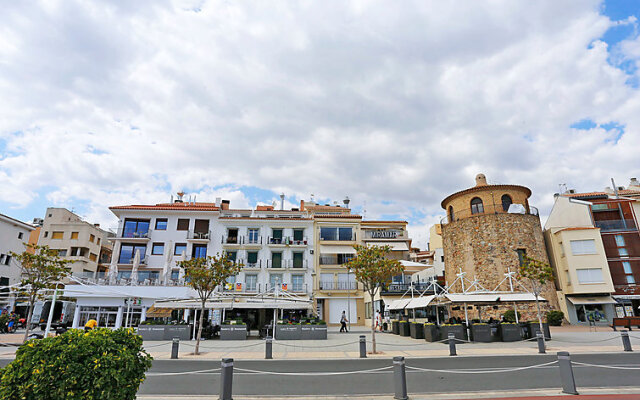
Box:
138;353;640;397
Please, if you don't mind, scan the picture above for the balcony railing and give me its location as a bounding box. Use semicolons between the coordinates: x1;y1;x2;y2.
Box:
440;204;539;225
188;230;211;240
118;229;152;239
117;257;148;265
319;281;357;290
222;235;241;244
594;219;637;232
381;282;437;294
222;282;309;294
319;255;354;265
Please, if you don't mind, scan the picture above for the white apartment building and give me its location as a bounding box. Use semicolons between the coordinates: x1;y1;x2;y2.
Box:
0;213;34;309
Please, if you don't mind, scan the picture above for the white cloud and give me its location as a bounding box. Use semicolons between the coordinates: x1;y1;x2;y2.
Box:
1;0;639;249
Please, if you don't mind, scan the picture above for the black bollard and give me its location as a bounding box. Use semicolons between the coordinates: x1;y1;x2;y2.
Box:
171;337;180;359
537;332;546;354
359;335;367;358
621;330;633;352
220;358;234;400
557;351;578;395
266;337;273;359
448;333;457;356
393;356;408;400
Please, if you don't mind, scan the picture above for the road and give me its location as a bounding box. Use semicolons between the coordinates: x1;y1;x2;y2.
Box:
137;353;640;397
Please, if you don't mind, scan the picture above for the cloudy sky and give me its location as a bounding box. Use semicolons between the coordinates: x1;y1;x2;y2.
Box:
1;0;639;249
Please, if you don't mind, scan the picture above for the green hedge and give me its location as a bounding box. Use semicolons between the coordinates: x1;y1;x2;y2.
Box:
546;310;564;326
0;328;153;400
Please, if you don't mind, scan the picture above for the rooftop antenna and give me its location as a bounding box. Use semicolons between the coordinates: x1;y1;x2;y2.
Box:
280;193;285;210
310;193;315;202
343;196;350;209
612;178;619;198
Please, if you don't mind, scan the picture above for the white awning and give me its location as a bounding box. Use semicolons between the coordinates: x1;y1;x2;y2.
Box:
154;298;312;310
567;296;617;305
387;298;412;310
399;260;429;268
613;295;640;300
406;295;436;309
444;293;545;303
498;293;545;302
319;245;357;254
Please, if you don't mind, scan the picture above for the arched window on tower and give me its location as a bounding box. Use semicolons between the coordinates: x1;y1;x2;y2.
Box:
470;197;484;214
448;206;455;222
501;194;513;212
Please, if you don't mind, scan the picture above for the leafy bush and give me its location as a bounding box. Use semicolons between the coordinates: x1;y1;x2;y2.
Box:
0;328;153;400
0;314;9;333
503;310;521;323
546;310;564;326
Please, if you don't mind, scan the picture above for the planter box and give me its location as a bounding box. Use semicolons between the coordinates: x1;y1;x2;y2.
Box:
399;322;410;336
138;325;191;341
300;324;328;340
500;324;522;342
423;325;440;342
519;322;531;339
439;325;466;341
410;323;424;339
392;321;400;335
275;324;301;340
220;324;248;340
528;322;551;340
470;324;492;342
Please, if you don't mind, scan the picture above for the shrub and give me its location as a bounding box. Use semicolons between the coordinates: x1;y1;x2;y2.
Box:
503;310;521;323
0;314;9;333
546;310;564;326
0;328;153;400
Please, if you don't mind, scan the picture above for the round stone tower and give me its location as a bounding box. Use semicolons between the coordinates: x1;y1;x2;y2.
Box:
440;174;558;320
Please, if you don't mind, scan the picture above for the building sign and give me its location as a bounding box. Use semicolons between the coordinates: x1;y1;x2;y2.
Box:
235;283;243;292
369;230;399;239
281;283;288;291
124;297;142;306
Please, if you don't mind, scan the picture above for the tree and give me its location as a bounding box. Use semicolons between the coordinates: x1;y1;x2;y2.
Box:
346;244;402;354
517;254;554;346
10;244;71;343
179;253;242;355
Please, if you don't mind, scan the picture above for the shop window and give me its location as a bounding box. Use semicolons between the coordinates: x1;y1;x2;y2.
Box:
470;197;484;214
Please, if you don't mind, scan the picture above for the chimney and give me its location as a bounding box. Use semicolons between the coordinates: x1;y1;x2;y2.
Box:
280;193;285;211
300;200;305;211
630;178;640;188
215;197;221;207
221;200;230;210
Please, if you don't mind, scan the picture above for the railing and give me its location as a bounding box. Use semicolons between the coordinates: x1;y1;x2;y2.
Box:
245;235;262;245
188;230;211;240
319;281;357;290
221;283;309;294
319;255;354;265
381;282;437;294
440;204;539;225
117;257;148;265
118;228;152;239
268;236;308;245
594;219;637;232
222;235;241;244
319;233;356;241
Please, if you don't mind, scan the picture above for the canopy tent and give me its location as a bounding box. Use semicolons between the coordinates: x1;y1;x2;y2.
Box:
567;295;617;305
444;293;546;303
387;298;412;311
153;297;312;310
405;295;437;309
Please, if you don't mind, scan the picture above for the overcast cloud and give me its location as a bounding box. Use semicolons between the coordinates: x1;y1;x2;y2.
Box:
1;0;639;248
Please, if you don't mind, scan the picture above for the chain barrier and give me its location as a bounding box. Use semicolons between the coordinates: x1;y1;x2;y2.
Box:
180;341;265;350
551;336;619;344
628;334;640;340
272;340;359;349
143;341;173;349
571;361;640;370
147;367;222;376
405;360;558;374
233;365;394;376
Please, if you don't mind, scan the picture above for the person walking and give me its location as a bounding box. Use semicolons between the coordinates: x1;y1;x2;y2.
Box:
339;311;348;333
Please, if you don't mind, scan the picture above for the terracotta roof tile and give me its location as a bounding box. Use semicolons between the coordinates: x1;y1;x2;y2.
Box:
110;203;220;211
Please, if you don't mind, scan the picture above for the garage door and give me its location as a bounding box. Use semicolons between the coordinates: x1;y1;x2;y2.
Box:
328;299;357;324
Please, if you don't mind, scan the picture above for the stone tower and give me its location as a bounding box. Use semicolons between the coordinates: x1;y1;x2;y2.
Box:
440;174;558;319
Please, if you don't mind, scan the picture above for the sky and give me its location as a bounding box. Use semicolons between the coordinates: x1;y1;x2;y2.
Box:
1;0;639;249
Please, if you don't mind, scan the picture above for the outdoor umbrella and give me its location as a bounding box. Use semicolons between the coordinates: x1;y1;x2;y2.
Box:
163;240;173;284
130;249;140;284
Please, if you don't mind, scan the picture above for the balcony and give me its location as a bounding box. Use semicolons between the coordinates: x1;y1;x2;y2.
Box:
319;255;354;265
187;230;211;241
244;235;263;246
117;228;152;240
221;282;309;294
117;257;148;266
594;219;637;232
319;281;357;290
222;235;241;246
380;282;437;295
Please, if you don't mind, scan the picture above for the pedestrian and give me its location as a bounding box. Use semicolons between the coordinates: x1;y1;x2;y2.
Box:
84;318;98;332
339;311;348;333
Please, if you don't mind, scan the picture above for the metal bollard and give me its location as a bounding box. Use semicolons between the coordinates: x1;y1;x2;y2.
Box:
220;358;234;400
557;351;578;395
171;337;180;359
359;335;367;358
537;332;546;354
393;356;408;400
621;330;633;352
266;337;273;359
448;333;457;356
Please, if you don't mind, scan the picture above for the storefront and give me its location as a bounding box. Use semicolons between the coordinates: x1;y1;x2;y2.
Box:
563;295;617;325
613;295;640;318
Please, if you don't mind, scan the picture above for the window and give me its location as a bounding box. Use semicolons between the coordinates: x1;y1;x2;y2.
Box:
57;249;67;257
623;261;632;274
448;206;454;222
470;197;484;214
615;235;626;247
248;228;259;244
171;270;180;280
226;251;237;262
619;248;629;257
89;253;97;262
269;274;283;287
293;229;304;241
192;244;207;259
226;228;239;244
245;274;258;291
271;229;283;243
52;231;64;239
70;232;79;240
174;243;187;256
247;251;258;265
17;232;23;240
320;227;353;241
271;252;282;268
152;243;165;255
155;219;168;230
338;227;352;241
627;275;636;284
293;252;304;268
292;275;304;292
4;255;11;266
570;240;597;255
44;231;48;238
501;194;513;212
89;234;95;243
123;219;150;237
516;249;526;267
576;268;604;284
226;275;236;285
118;244;146;264
176;219;189;231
